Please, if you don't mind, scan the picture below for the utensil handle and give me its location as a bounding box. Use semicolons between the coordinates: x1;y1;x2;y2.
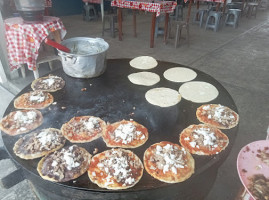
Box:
44;38;71;53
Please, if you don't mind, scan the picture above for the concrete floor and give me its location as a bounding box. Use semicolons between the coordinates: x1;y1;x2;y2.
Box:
0;4;269;199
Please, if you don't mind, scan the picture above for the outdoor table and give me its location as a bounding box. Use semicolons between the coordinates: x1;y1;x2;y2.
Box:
4;16;66;73
111;0;177;48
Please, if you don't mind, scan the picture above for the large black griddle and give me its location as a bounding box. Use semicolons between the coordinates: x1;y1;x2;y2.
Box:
1;59;238;200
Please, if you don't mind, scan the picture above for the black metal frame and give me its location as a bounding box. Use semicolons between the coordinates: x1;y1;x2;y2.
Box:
1;58;239;199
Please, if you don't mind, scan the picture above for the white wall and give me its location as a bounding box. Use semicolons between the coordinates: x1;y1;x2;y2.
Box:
0;8;19;84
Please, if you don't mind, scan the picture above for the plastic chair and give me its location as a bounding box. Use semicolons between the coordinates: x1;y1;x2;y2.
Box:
102;8;118;38
83;2;98;21
170;5;184;21
227;3;242;9
155;15;165;38
193;9;208;27
205;11;222;32
171;20;189;48
245;2;258;18
258;0;269;10
225;9;241;28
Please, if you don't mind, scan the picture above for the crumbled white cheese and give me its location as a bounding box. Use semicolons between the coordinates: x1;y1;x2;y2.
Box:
37;130;57;147
155;144;186;174
97;163;104;168
29;91;45;102
150;165;156;170
52;160;58;167
125;177;135;185
92;172;96;177
84;117;98;130
203;105;210;110
42;78;55;87
214;106;224;120
171;166;177;174
193;134;199;139
19;127;27;132
104;175;114;186
184;137;190;141
156;145;162;153
63;150;80;170
140;134;145;140
14;111;37;124
163;164;169;174
98;150;137;186
194;128;217;146
163;144;172;150
113;122;141;144
189;141;197;148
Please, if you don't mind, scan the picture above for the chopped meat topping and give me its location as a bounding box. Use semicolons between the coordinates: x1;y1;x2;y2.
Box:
190;127;218;149
33;75;65;91
15;129;65;155
248;174;269;200
41;145;88;182
151;144;187;174
96;149;142;186
64;117;102;137
4;110;40;132
28;91;47;103
201;104;236;128
111;122;144;144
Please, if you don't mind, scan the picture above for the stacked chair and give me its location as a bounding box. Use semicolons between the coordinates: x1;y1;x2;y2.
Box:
204;5;223;32
245;1;259;18
193;9;208;27
102;7;118;38
168;4;190;48
82;1;98;21
225;8;241;28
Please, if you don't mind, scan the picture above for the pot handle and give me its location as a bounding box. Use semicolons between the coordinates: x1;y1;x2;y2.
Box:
58;52;77;64
66;55;77;64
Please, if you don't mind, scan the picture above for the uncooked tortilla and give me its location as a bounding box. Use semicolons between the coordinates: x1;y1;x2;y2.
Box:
128;72;160;86
145;87;181;107
178;81;219;103
129;56;158;70
163;67;197;82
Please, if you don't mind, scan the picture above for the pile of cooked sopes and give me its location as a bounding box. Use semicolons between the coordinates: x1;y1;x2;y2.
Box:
0;58;239;190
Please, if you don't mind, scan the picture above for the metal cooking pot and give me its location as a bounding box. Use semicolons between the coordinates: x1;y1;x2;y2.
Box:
14;0;44;11
57;37;109;78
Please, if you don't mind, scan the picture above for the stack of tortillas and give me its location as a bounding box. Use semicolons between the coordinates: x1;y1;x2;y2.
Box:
128;56;160;86
128;57;219;107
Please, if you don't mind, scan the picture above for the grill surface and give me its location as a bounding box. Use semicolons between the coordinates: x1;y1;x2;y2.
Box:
1;59;238;199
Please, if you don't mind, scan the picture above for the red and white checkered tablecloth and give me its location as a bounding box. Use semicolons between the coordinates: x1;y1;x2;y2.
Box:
111;0;177;16
4;16;66;71
45;0;52;7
